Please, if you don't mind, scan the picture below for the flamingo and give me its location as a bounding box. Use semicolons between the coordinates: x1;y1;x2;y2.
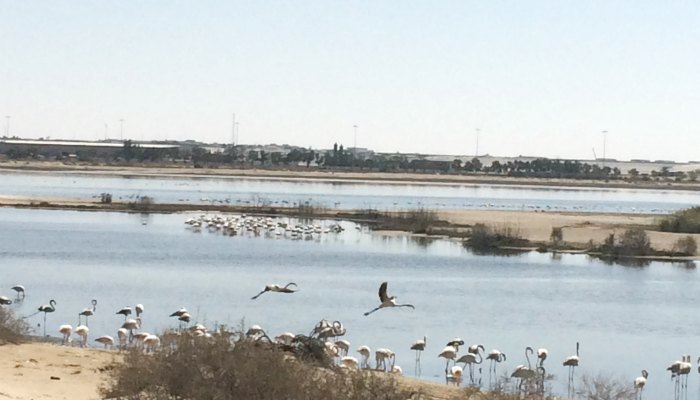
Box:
391;365;403;375
135;304;144;317
446;338;464;352
274;332;295;346
448;365;464;387
79;299;97;326
668;356;682;400
679;355;692;398
411;336;427;377
74;325;89;348
117;328;128;349
336;340;350;357
634;369;648;400
342;356;359;370
251;283;298;299
169;307;188;318
375;348;395;372
439;345;458;382
511;364;537;394
116;306;132;320
58;324;72;345
486;349;507;386
95;335;114;349
357;345;371;369
37;299;56;336
144;334;160;353
363;282;415;316
537;348;548;367
11;285;25;300
0;296;11;305
122;318;139;344
563;342;580;398
457;347;484;386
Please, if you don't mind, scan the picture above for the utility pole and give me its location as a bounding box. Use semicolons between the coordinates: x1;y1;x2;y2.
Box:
120;119;124;141
602;130;608;168
232;113;236;145
5;116;10;136
104;123;108;140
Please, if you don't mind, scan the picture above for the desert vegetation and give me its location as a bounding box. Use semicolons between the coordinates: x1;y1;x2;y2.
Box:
659;207;700;233
465;223;528;251
0;306;30;345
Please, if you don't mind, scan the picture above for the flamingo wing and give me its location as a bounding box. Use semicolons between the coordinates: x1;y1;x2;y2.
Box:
378;282;389;302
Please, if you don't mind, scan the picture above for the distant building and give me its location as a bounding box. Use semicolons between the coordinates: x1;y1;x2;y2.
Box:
0;139;178;158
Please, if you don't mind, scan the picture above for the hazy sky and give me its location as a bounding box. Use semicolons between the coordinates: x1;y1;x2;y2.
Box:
1;1;699;161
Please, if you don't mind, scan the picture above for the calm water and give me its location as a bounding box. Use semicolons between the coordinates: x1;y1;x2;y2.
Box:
0;207;698;398
3;170;700;213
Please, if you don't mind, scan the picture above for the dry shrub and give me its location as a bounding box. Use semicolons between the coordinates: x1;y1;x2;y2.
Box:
0;306;30;345
102;332;417;400
672;235;698;256
467;223;526;251
576;373;635;400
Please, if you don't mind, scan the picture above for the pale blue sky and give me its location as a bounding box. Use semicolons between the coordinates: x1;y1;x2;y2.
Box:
1;1;699;161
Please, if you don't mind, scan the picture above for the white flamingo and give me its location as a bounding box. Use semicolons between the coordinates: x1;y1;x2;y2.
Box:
74;325;89;348
342;356;359;370
79;299;97;327
251;283;298;299
0;296;11;305
117;328;128;348
448;365;464;387
563;342;580;398
634;369;648;400
411;336;427;377
58;324;72;345
364;282;415;316
336;340;350;357
439;345;458;382
357;345;371;369
375;348;395;372
37;299;56;336
486;349;507;385
95;335;115;349
457;347;484;386
11;285;25;300
116;306;132;320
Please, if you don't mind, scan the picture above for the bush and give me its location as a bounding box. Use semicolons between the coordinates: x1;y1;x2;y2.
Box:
102;331;415;400
128;195;154;211
672;236;698;256
0;306;30;345
618;228;651;256
467;223;526;251
576;373;635;400
550;227;564;247
659;207;700;233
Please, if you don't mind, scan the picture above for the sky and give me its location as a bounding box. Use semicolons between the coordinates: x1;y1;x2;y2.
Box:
1;1;699;161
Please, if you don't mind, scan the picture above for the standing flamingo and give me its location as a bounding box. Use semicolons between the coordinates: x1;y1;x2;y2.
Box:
410;336;427;377
563;342;580;398
375;348;395;372
79;299;97;327
486;349;506;386
58;324;72;345
439;345;458;383
95;335;115;349
357;345;371;369
74;325;89;348
37;300;56;336
456;349;483;386
11;285;25;300
0;296;11;305
363;282;415;316
448;365;463;386
634;369;648;400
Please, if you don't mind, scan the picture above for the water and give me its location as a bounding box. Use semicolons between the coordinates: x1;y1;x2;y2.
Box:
2;170;700;213
0;207;698;398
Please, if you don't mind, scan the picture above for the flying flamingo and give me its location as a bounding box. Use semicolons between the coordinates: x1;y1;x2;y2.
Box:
364;282;415;316
411;336;427;377
486;349;507;386
563;342;580;398
37;299;56;336
251;283;298;299
634;369;648;400
79;299;97;327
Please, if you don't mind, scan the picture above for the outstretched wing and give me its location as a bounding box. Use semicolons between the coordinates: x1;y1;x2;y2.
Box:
378;282;389;302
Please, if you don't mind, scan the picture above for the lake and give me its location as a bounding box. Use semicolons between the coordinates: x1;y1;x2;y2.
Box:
0;207;698;398
2;170;700;213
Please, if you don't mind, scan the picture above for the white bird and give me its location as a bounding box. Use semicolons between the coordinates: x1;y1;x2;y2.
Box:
457;348;484;385
364;282;415;316
74;325;89;348
122;319;139;344
537;348;548;367
95;335;115;349
357;345;371;369
446;338;464;352
0;296;11;305
634;369;648;400
336;340;350;357
251;283;298;300
135;304;144;317
563;342;580;398
341;356;359;370
79;299;97;327
37;299;57;336
411;336;427;377
486;349;507;384
274;332;295;346
11;285;25;299
117;328;128;348
169;307;188;318
448;365;463;386
144;334;160;352
58;324;72;345
116;306;132;320
375;348;395;372
439;345;458;377
391;365;403;375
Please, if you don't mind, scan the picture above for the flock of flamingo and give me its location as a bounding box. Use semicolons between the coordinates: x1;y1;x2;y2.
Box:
0;280;692;400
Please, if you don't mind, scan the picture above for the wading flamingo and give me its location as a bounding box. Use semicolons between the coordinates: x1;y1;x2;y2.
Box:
411;336;427;377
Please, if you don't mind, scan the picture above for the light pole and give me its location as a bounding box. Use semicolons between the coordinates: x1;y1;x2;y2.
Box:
235;122;240;146
5;116;10;137
120;119;124;141
104;123;108;140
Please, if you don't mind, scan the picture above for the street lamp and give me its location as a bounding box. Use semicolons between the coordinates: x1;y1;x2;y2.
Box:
120;119;125;141
5;116;10;137
352;125;358;168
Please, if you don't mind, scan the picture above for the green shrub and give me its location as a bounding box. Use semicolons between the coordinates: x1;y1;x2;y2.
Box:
659;207;700;233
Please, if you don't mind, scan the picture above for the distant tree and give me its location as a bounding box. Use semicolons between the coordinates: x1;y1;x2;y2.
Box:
628;168;639;179
471;157;482;172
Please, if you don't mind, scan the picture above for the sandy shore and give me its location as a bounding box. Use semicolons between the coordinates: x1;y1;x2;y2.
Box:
2;160;700;191
0;342;119;400
0;342;460;400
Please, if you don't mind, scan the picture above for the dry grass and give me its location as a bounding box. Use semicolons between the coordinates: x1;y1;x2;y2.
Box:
102;330;419;400
0;306;30;345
